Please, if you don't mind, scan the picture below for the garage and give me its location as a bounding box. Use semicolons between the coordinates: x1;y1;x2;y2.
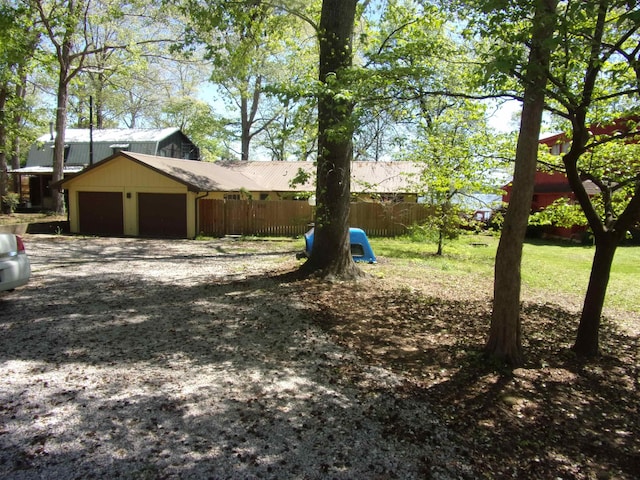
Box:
59;151;261;239
138;193;187;238
78;191;124;236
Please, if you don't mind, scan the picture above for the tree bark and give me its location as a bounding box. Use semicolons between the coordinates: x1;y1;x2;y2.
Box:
557;0;632;357
240;76;262;161
11;72;27;193
486;0;558;365
241;94;250;161
0;87;8;213
52;66;69;215
572;234;617;356
300;0;362;279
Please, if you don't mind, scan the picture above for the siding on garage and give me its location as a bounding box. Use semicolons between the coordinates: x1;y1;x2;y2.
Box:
65;156;198;238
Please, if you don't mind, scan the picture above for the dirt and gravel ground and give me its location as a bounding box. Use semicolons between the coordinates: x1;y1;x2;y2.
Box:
0;235;473;479
1;234;638;479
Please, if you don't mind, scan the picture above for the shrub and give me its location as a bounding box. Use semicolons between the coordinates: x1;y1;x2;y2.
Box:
1;192;20;214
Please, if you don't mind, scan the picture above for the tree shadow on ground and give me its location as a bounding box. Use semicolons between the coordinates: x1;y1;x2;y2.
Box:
0;237;473;479
299;280;639;480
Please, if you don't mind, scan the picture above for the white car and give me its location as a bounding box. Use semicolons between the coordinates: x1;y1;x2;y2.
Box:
0;233;31;292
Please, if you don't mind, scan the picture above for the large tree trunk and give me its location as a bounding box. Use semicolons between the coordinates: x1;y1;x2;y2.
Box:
572;234;617;356
300;0;362;279
52;71;69;215
486;0;558;365
565;145;640;356
558;0;639;357
239;77;261;161
240;96;250;161
11;74;27;193
0;87;8;214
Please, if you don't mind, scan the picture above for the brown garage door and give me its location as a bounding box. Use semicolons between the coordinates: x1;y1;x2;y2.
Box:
78;191;124;236
138;193;187;238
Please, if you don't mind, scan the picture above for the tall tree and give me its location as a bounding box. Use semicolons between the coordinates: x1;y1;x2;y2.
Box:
486;0;559;365
257;38;319;162
33;0;182;213
32;0;93;214
355;0;452;163
541;0;640;356
357;1;508;255
300;0;363;279
411;99;504;255
65;1;187;130
179;0;316;161
0;2;40;212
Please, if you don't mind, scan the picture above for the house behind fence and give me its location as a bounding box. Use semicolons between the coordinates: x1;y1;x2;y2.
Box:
53;151;428;238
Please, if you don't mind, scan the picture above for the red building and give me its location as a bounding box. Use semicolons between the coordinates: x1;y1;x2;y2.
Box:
502;133;602;241
502;117;639;240
502;170;599;241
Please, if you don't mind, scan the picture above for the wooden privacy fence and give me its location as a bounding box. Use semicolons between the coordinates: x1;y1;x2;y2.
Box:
198;199;432;237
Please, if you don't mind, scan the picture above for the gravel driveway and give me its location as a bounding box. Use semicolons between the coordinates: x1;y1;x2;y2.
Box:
0;235;473;479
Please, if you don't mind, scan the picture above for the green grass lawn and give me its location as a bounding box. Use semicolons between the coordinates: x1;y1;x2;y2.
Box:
370;233;640;313
521;240;640;312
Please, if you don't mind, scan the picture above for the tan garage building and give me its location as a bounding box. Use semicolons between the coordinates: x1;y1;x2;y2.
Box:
59;151;262;238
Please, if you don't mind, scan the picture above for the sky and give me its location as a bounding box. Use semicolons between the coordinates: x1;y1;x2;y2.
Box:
487;99;522;133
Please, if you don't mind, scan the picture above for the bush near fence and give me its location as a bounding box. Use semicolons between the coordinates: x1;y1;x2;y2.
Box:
198;199;431;237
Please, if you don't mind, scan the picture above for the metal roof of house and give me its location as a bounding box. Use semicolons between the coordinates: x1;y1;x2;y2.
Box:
27;128;198;168
37;128;181;143
10;165;84;175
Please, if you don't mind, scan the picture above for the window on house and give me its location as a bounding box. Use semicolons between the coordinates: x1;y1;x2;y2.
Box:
160;143;179;158
260;193;269;200
379;194;404;203
63;145;70;163
182;144;194;159
224;194;241;200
